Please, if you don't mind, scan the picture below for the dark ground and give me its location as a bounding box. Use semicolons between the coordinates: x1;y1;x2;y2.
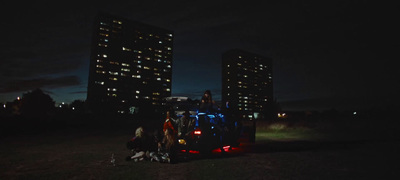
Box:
1;115;399;179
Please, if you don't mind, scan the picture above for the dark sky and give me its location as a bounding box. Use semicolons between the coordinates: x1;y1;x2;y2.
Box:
1;1;398;111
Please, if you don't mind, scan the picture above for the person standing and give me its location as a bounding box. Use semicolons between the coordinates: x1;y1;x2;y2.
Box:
200;90;215;113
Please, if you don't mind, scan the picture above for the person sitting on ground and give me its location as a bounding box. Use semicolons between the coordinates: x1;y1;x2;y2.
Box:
157;128;178;163
126;126;147;162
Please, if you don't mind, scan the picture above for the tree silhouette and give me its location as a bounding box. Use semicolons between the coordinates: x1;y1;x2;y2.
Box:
70;100;86;113
20;88;55;118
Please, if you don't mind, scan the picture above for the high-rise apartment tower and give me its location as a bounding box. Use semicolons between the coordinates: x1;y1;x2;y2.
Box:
221;49;273;120
87;12;173;115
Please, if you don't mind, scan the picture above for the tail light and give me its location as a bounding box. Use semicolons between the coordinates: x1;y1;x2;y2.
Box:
194;130;202;135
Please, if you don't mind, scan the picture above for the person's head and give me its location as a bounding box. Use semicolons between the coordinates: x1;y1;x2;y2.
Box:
204;90;212;99
135;126;144;137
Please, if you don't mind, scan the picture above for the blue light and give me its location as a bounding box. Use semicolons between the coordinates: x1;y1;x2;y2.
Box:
195;115;199;127
207;114;215;118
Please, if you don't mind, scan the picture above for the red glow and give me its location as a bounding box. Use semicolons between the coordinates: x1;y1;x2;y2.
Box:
194;130;201;135
180;150;200;154
211;145;241;153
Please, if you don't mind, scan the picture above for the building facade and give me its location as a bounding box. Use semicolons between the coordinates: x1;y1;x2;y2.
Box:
87;12;173;115
221;49;273;121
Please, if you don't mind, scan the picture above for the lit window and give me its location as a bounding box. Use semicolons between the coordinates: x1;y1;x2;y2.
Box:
113;20;122;24
103;54;108;58
99;33;109;37
122;47;132;51
136;91;140;94
121;68;130;72
95;81;104;85
157;78;162;81
98;43;108;47
109;71;118;75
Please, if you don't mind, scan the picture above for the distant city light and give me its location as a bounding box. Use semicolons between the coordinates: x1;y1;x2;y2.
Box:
278;113;286;118
17;97;20;100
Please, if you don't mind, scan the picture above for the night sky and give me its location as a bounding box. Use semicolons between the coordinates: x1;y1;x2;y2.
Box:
1;1;398;111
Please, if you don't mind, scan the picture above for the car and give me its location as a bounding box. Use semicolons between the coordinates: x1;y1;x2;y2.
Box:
165;96;242;154
176;111;242;155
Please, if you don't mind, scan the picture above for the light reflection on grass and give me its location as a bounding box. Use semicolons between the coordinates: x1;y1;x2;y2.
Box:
256;122;325;141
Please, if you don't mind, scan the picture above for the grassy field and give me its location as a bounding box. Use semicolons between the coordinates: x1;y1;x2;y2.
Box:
1;118;399;179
